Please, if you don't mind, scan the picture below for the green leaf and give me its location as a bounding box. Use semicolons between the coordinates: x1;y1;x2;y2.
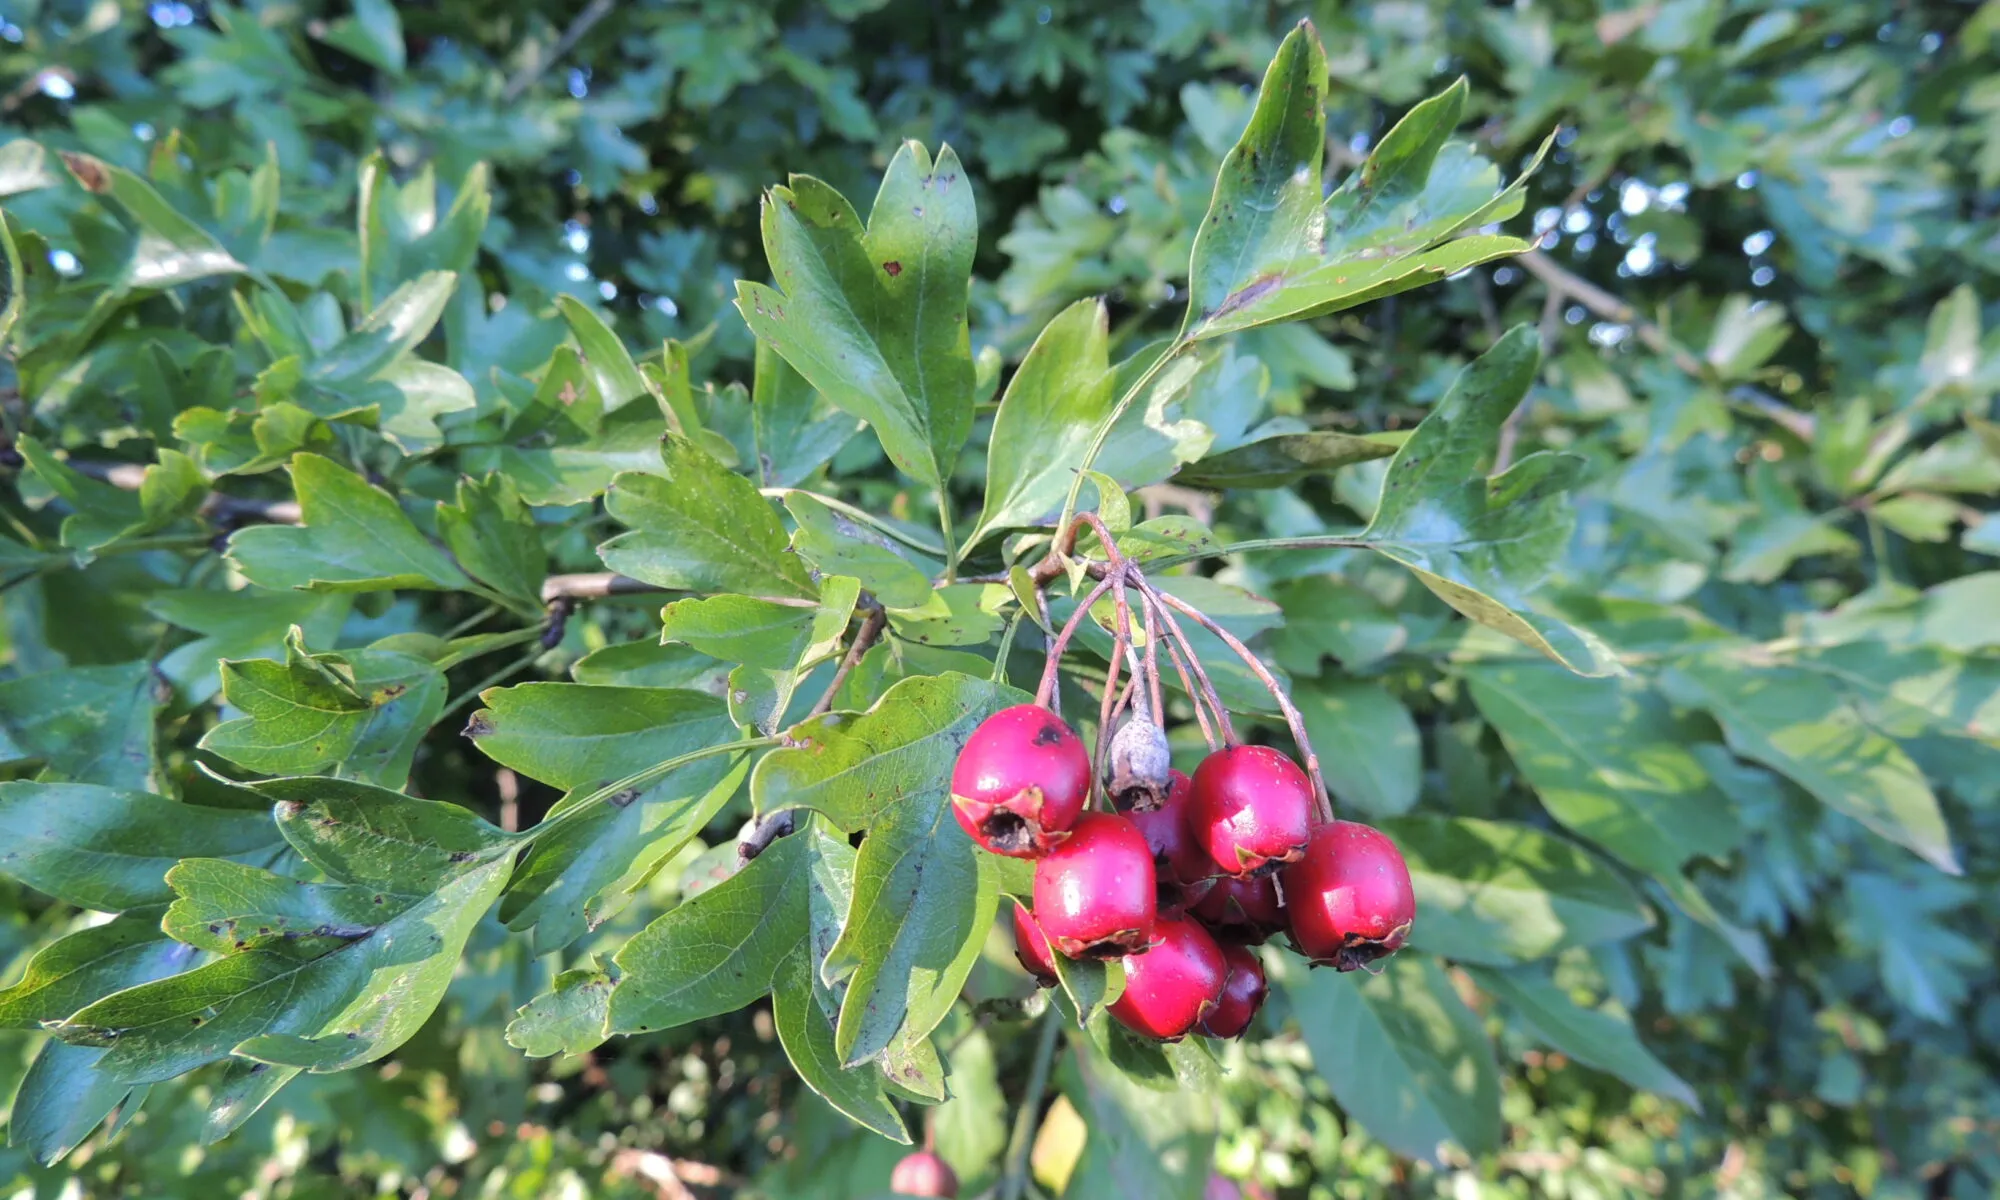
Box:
1382;816;1653;965
465;682;739;786
600;434;816;597
201;629;445;788
256;776;513;893
970;299;1117;545
465;681;748;951
0;660;165;790
507;963;616;1058
436;474;547;614
752;672;1027;829
773;946;909;1143
660;596;823;668
786;492;936;609
0;913;196;1028
462;402;667;507
60;151;246;290
315;0;405;74
1275;952;1501;1162
0;782;281;911
730;579;862;734
0;208;20;346
1182;26;1537;339
58;853;508;1080
202;1059;300;1146
305;271;457;385
1461;661;1761;969
160;858;388;956
15;436;206;558
1357;327;1606;674
824;793;996;1066
887;582;1007;647
571;640;731;692
1662;656;1959;873
150;588;351;705
751;338;859;487
1176;431;1395;489
555;295;654;412
736;142;976;492
1296;679;1420;816
1467;965;1697;1109
609;819;833;1033
357;158;487;310
1788;642;2000;745
9;1041;148;1165
228;454;470;593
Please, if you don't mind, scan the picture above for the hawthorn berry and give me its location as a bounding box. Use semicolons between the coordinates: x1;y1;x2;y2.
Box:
889;1149;959;1198
951;704;1091;857
1282;820;1416;970
1189;874;1285;944
1010;901;1058;986
1108;914;1227;1040
1198;942;1268;1039
1188;744;1313;878
1106;715;1173;809
1126;769;1214;913
1031;812;1157;959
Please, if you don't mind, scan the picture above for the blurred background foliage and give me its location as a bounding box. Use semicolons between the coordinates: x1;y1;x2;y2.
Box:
0;0;1998;1197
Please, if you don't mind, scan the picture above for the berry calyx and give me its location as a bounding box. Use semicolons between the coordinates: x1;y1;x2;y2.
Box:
1031;812;1157;959
1197;942;1268;1039
1282;820;1416;970
889;1149;959;1198
1188;744;1313;878
1011;901;1058;986
1125;769;1214;913
1189;874;1285;944
951;704;1091;857
1108;915;1227;1041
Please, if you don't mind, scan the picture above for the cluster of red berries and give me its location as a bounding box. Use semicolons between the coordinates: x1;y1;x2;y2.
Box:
951;703;1416;1042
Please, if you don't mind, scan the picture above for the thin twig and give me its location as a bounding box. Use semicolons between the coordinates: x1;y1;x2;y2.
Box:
1000;1009;1063;1200
1517;248;1815;441
1139;581;1235;747
1157;617;1217;751
1147;582;1332;822
807;606;885;718
501;0;617;102
1034;576;1115;709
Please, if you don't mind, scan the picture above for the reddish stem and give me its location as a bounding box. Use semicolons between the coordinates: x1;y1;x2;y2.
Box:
1147;583;1333;822
1034;575;1116;710
1139;581;1236;747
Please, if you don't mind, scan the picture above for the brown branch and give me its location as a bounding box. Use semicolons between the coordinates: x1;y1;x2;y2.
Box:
1517;248;1815;441
68;460;304;525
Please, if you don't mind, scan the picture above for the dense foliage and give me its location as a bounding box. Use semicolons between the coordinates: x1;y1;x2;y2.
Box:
0;1;1997;1197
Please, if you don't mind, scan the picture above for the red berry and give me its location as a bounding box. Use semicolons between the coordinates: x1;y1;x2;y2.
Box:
889;1149;959;1197
951;704;1091;857
1126;769;1215;912
1031;812;1157;959
1198;942;1268;1039
1108;915;1226;1040
1283;820;1416;970
1188;745;1313;878
1189;874;1285;944
1011;901;1058;986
